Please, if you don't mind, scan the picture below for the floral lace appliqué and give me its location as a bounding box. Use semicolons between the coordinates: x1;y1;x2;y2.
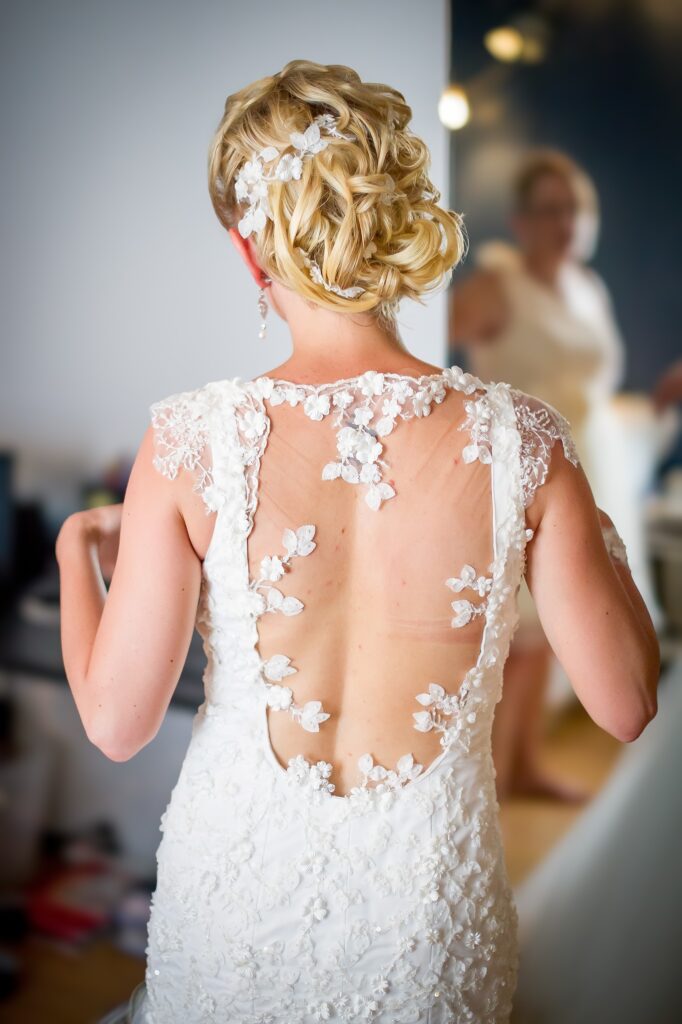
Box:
446;562;494;627
458;390;497;466
509;387;581;508
252;524;331;734
149;391;218;512
284;750;426;808
248;367;483;511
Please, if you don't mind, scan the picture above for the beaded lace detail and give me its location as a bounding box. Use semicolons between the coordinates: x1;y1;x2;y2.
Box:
142;365;581;1024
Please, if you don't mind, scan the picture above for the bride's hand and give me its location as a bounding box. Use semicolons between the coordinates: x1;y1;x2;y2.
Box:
56;504;123;581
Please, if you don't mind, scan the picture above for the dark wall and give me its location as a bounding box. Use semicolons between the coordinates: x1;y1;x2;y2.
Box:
447;0;681;392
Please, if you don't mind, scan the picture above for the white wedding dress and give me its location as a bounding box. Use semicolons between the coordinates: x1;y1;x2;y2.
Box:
114;364;579;1024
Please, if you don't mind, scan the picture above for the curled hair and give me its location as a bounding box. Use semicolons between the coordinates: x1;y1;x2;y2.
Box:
207;60;466;329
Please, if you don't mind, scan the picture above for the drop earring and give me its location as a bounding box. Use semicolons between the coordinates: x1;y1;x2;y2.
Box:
257;277;271;340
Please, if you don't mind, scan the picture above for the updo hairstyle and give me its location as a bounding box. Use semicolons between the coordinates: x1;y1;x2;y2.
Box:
207;59;466;329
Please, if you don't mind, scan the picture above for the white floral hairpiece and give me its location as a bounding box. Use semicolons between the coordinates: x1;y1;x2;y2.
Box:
297;248;366;299
234;112;368;298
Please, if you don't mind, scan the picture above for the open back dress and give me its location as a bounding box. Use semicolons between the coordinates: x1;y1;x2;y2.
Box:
125;363;579;1024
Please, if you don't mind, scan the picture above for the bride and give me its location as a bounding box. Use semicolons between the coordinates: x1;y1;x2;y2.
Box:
55;60;659;1024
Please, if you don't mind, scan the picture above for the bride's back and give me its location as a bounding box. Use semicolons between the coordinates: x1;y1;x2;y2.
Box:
245;372;493;797
150;365;512;801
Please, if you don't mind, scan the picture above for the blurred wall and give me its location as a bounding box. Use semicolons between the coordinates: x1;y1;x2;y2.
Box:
1;0;452;525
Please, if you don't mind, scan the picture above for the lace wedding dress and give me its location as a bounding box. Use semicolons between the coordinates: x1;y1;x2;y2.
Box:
117;364;579;1024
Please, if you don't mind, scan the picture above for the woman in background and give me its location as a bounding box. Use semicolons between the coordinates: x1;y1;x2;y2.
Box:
449;149;626;801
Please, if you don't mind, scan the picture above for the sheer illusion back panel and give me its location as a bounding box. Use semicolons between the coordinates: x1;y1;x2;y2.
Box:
239;380;494;798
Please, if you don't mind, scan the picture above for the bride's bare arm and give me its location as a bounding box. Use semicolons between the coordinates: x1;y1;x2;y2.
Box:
523;446;660;742
56;425;204;761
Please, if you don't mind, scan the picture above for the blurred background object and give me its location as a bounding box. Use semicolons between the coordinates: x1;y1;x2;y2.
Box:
446;3;681;1023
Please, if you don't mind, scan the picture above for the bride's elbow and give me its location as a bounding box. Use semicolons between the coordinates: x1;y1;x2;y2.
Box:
87;732;141;762
84;717;152;762
614;700;657;743
606;676;659;744
601;636;661;743
96;740;138;763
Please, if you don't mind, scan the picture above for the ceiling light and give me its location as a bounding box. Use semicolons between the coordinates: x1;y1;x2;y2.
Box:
484;26;524;62
438;85;470;130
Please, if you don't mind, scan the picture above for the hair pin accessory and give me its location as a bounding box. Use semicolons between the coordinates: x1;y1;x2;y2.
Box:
234;112;368;297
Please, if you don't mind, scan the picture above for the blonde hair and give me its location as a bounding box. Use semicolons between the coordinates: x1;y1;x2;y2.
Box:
208;60;466;329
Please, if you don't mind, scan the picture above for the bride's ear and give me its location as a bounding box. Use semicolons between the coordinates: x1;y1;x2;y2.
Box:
229;228;269;287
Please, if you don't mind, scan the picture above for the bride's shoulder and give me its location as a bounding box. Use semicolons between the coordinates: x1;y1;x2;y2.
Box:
149;377;244;420
503;386;582;508
507;385;578;453
147;379;243;488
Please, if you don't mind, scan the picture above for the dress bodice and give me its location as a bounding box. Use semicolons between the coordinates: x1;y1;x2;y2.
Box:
148;365;578;807
138;364;580;1023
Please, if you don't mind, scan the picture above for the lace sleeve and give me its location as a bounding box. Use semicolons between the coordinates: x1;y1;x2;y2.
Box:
149;386;219;514
509;387;581;510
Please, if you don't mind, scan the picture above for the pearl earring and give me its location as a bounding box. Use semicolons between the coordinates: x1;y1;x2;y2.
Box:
257;277;271;340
